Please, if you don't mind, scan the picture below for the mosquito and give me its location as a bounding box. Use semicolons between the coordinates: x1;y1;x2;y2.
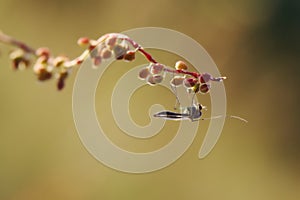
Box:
153;103;248;123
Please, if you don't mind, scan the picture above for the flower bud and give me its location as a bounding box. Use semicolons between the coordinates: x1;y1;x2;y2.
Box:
93;56;102;67
138;67;150;80
9;49;23;60
36;67;52;81
77;37;90;46
53;56;67;67
89;48;99;58
59;70;68;80
123;50;135;61
113;44;127;60
105;36;117;49
57;78;65;90
192;83;200;93
170;76;184;87
33;63;45;74
36;47;50;59
153;75;163;84
56;70;68;90
100;48;112;59
199;73;212;83
146;75;163;85
9;50;30;70
183;78;198;88
13;58;30;70
150;63;164;74
175;61;188;70
199;83;211;94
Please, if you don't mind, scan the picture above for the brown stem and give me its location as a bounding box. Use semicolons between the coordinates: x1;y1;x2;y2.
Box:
138;48;158;64
0;31;36;54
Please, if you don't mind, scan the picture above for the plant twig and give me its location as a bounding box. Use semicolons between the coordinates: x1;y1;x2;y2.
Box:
0;31;226;91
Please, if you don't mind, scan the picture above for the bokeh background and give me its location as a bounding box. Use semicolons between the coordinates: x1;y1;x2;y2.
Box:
1;0;299;199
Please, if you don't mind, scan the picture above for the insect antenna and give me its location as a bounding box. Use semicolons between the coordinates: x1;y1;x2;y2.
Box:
200;115;248;123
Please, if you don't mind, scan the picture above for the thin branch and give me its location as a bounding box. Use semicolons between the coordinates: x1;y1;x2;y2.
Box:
0;31;226;91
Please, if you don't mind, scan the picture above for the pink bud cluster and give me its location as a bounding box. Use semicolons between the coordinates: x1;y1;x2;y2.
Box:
138;63;165;85
138;60;226;94
78;35;137;68
9;46;70;90
0;31;226;92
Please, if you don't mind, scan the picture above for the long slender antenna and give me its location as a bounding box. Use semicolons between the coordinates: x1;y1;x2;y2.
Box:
200;115;248;123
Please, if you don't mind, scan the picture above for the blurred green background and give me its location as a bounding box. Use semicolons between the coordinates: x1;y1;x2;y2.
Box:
1;0;299;199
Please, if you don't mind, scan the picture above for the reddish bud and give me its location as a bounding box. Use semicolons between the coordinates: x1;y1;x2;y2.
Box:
77;37;90;46
105;36;117;49
146;75;156;85
53;56;67;67
12;57;30;70
100;48;112;59
150;63;164;74
199;83;211;94
57;78;65;90
170;76;184;87
183;78;198;88
93;56;102;66
113;45;127;60
37;68;52;81
153;75;163;84
123;51;135;61
76;59;83;65
175;61;188;70
138;68;150;80
199;73;212;83
192;83;200;93
59;70;68;80
36;47;50;58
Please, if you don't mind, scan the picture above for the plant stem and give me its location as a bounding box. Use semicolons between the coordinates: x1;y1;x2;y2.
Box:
0;30;36;54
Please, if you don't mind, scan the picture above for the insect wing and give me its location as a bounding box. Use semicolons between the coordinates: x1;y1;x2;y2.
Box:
153;111;190;121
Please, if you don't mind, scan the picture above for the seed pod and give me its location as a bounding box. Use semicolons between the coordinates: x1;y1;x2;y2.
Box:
192;83;200;93
89;48;99;58
146;75;156;85
113;44;127;60
12;57;30;70
10;49;30;70
183;78;198;88
175;61;188;70
199;83;211;94
170;76;184;87
153;75;163;84
33;63;45;74
105;36;117;49
59;70;68;80
53;56;66;67
146;74;164;85
36;47;50;59
57;78;65;90
93;56;102;67
37;68;52;81
100;48;112;59
56;70;69;90
199;73;212;83
138;67;150;80
77;37;90;46
123;50;135;61
150;63;164;74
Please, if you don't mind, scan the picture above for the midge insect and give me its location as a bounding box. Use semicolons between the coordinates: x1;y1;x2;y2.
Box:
154;104;204;122
153;103;248;123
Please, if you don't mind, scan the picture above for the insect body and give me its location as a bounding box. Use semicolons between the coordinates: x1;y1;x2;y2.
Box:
154;104;248;123
153;104;203;122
